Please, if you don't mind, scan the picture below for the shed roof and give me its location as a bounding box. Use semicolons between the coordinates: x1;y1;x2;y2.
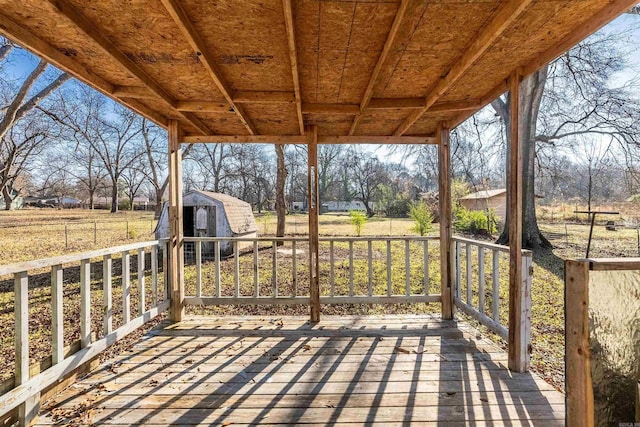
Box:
460;189;507;201
191;190;258;235
0;1;635;143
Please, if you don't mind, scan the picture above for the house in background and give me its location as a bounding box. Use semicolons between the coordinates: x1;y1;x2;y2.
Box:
459;189;506;220
155;190;258;257
0;190;23;210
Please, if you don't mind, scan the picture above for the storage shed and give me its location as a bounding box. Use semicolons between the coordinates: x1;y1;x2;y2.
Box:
156;190;258;256
459;189;506;220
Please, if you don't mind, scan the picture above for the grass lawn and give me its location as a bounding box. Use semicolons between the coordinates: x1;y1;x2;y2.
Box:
0;208;637;392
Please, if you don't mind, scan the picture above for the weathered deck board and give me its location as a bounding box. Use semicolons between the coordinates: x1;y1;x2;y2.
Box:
35;315;564;425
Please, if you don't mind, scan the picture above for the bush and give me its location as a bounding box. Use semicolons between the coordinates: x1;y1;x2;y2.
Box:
409;201;434;236
386;198;412;218
349;210;367;236
454;207;497;235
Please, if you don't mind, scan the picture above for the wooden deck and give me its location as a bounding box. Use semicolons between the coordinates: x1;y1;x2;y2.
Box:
35;315;564;426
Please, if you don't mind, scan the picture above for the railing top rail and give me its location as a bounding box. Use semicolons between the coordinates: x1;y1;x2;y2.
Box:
184;235;439;243
0;240;161;277
452;235;531;255
580;257;640;271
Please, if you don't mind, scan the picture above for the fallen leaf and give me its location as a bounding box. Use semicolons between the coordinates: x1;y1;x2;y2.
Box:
395;346;411;354
303;344;312;351
414;345;425;354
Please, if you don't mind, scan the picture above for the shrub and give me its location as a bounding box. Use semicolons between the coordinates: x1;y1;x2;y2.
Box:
409;201;434;236
454;207;497;235
385;198;412;218
349;210;367;236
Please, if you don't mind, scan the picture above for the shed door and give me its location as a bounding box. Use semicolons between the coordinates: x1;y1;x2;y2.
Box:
208;206;216;237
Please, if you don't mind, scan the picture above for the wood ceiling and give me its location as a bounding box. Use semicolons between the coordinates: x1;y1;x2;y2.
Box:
0;0;636;143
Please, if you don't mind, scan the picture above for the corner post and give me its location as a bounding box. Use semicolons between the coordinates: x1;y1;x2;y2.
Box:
437;123;453;320
307;125;320;322
507;70;528;372
168;120;184;322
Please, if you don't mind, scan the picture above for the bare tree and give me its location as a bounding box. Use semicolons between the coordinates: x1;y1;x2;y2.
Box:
275;144;288;237
347;149;389;217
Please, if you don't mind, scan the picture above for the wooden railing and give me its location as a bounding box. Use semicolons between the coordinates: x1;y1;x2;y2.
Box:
0;240;168;423
452;236;532;343
183;236;440;306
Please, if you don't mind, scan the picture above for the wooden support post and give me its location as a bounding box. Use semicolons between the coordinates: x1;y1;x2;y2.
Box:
564;260;593;426
51;264;64;365
168;120;185;321
307;125;320;322
438;124;453;320
507;70;529;372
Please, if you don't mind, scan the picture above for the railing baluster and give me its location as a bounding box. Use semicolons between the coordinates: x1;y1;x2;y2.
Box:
103;255;113;335
478;247;485;314
15;271;28;387
423;240;429;296
466;243;472;305
329;240;335;297
214;241;221;298
195;241;202;297
122;251;131;324
272;240;278;297
492;250;500;322
234;241;240;298
151;245;158;307
292;240;297;297
163;241;170;301
254;240;259;297
405;239;411;296
51;264;64;364
367;240;373;297
455;241;461;299
80;259;91;348
349;240;354;296
137;248;145;315
386;239;392;296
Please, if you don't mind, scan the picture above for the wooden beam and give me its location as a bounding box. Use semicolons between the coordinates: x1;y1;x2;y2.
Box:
307;125;320;322
181;134;436;145
175;101;234;114
46;0;210;135
394;0;534;136
564;260;594;427
448;1;637;131
427;100;481;114
159;0;256;135
349;0;409;135
437;124;453;320
282;0;304;134
112;85;155;99
368;97;424;110
168;120;184;322
0;12;168;129
233;91;296;104
507;70;527;373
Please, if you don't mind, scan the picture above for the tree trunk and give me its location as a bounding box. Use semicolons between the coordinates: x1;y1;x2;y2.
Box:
110;183;118;213
275;144;288;239
2;187;13;211
494;68;551;250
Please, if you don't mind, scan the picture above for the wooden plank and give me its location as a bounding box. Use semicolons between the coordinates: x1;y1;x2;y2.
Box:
214;241;221;298
307;125;320;322
492;250;500;322
423;240;429;295
564;260;593;427
271;240;277;298
455;298;509;341
282;0;304;134
45;0;210;135
137;248;145;315
349;0;409;135
368;240;373;297
507;71;526;373
405;239;411;296
150;245;158;307
103;255;113;335
330;240;335;297
15;272;29;385
233;91;296;104
180;134;436;145
183;295;441;306
453;236;510;253
80;259;91;348
159;0;256;135
168;120;184;321
51;264;64;365
253;241;259;297
302;103;360;115
291;240;297;297
466;243;472;305
386;240;392;296
122;252;131;324
455;241;461;299
175;100;232;113
111;85;154;99
234;241;240;298
349;240;354;296
586;257;640;271
0;240;160;277
438;125;453;319
394;0;534;135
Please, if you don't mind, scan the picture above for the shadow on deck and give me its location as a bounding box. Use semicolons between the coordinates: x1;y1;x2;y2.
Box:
35;315;564;426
